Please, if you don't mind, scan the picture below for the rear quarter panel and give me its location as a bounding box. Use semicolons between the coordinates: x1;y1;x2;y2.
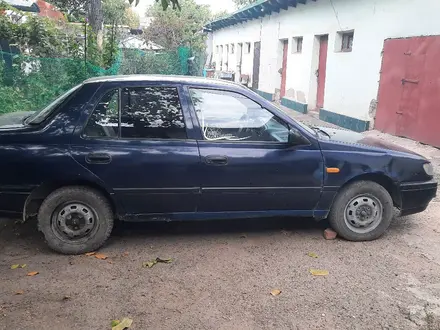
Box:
0;84;112;216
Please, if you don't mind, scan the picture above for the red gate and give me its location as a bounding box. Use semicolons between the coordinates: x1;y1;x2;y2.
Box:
375;36;440;147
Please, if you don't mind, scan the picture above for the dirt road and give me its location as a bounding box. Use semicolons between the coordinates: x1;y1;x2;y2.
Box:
1;203;440;330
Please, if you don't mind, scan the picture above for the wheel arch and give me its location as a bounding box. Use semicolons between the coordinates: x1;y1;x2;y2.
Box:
22;179;120;223
339;173;401;208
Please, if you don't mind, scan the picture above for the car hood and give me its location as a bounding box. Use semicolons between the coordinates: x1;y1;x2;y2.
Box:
0;111;34;128
318;126;421;156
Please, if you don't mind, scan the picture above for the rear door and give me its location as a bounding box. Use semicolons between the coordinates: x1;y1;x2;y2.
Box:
70;82;201;216
186;87;323;214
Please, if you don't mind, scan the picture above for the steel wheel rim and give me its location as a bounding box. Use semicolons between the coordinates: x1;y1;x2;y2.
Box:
344;194;383;234
51;202;98;241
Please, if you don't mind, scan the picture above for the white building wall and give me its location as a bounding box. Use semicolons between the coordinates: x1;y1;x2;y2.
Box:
210;0;440;122
212;19;261;84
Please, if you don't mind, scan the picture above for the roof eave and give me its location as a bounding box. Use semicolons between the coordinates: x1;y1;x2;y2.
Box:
205;0;312;31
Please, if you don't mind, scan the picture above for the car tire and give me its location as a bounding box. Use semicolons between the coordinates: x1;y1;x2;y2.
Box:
38;186;114;255
328;181;393;241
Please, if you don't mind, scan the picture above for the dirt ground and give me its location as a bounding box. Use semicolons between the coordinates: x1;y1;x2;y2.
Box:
1;112;440;330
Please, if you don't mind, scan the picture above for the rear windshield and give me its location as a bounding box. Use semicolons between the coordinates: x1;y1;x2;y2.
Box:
25;84;82;125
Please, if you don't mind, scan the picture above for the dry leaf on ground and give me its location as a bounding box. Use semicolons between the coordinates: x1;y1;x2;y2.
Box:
95;253;108;260
10;264;20;270
112;317;133;330
122;252;129;257
111;320;120;327
85;252;96;256
142;257;173;268
20;264;26;268
310;269;329;276
26;271;39;276
15;290;24;295
307;252;319;258
270;289;282;296
142;261;156;268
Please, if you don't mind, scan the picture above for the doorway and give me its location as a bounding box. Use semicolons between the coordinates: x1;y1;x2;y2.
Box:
252;41;261;89
236;43;243;83
280;39;288;98
316;35;328;109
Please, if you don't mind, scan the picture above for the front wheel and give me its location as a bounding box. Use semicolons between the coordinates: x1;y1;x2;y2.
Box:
38;186;114;254
328;181;394;241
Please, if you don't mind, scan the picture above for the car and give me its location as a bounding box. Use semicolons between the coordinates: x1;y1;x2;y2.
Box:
0;75;436;254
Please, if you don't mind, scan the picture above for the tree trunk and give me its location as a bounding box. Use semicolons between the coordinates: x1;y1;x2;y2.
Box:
88;0;104;51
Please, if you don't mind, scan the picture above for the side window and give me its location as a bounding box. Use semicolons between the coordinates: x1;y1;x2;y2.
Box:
190;89;289;143
120;87;186;139
84;89;119;138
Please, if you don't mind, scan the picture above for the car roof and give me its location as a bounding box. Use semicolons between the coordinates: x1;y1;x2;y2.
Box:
83;74;237;88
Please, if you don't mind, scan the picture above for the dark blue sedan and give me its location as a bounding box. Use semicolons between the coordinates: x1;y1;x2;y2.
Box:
0;75;437;254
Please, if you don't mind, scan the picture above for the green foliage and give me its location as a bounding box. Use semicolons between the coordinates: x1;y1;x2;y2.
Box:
0;11;79;58
49;0;86;22
232;0;258;8
144;0;210;53
125;7;140;28
119;48;183;75
103;0;128;25
103;28;119;68
0;2;193;115
211;10;229;21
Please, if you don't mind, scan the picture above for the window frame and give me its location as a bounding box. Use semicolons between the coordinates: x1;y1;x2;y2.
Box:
81;84;189;141
291;36;303;54
186;86;292;146
340;31;354;52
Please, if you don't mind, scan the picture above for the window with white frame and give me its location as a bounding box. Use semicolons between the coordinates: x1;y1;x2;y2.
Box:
291;36;303;54
335;31;354;52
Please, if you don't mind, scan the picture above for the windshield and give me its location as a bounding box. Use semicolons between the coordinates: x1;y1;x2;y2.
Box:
25;84;82;125
244;88;317;136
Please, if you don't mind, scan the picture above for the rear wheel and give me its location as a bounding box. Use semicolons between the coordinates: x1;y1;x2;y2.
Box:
38;186;114;254
328;181;393;241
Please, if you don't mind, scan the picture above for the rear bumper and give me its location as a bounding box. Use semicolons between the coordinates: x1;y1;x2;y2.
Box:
399;179;437;216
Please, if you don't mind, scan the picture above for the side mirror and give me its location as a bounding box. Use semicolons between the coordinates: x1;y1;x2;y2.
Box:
288;128;309;146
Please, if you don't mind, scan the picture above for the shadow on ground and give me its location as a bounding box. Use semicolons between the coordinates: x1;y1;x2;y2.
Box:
0;213;418;254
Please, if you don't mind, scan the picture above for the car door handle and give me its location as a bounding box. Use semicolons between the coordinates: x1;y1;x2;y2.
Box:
86;153;112;164
204;155;228;166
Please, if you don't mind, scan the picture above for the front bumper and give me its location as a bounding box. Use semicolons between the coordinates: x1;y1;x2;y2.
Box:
399;179;437;216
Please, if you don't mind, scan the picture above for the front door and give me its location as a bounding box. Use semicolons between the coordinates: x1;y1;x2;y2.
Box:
316;35;328;109
187;88;322;213
280;40;288;98
71;84;200;216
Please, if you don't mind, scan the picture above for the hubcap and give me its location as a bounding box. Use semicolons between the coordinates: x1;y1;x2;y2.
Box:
344;195;383;234
52;203;97;240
